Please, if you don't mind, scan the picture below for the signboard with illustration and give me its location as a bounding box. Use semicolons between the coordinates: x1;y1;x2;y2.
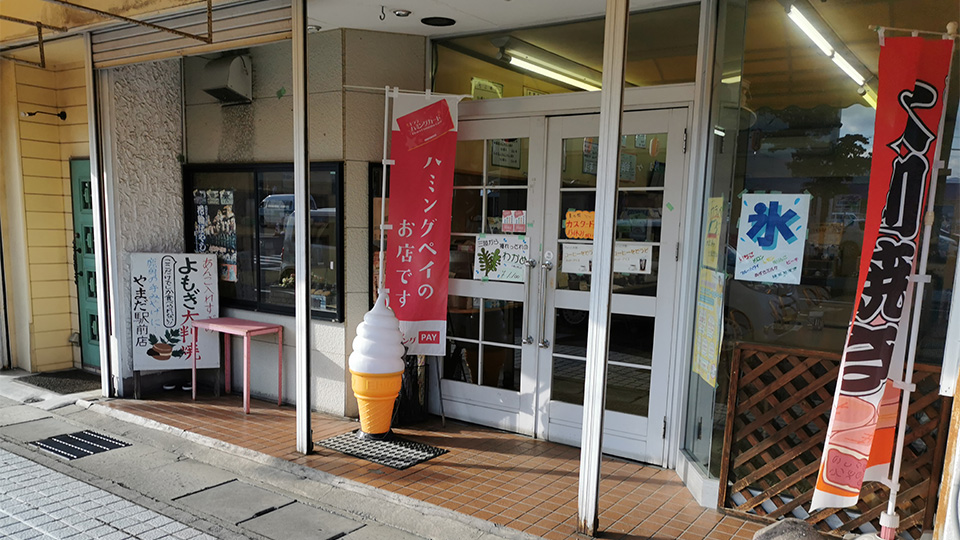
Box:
734;193;811;285
473;235;529;283
561;242;652;274
131;253;219;371
193;189;237;282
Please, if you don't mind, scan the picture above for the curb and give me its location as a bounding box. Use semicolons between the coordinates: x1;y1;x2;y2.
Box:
79;398;540;540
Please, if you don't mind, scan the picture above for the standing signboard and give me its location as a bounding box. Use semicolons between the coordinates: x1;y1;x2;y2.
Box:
383;94;460;355
811;36;954;512
131;253;219;371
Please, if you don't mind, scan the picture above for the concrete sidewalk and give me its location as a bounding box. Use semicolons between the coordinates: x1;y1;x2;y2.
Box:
0;371;536;540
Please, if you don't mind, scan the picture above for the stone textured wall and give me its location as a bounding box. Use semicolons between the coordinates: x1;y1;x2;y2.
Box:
109;59;184;378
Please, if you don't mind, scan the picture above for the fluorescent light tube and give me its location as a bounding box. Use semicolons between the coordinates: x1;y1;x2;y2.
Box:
721;75;742;84
509;56;601;92
862;92;877;109
832;53;866;86
788;6;834;57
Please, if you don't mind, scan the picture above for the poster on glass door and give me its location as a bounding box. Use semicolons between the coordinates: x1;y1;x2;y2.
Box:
561;243;652;274
130;253;219;371
473;235;529;283
734;193;810;285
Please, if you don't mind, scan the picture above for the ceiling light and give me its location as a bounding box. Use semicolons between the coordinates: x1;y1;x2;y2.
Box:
788;5;833;57
393;9;411;17
421;16;455;27
506;55;600;92
832;53;865;86
721;75;742;84
862;92;877;109
492;37;602;92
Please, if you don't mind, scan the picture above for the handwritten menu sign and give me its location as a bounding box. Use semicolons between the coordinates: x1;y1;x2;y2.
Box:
561;242;653;274
565;210;595;240
473;235;530;283
735;194;810;285
131;253;219;371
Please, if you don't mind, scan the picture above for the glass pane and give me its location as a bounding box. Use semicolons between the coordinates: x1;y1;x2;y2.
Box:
557;243;660;296
448;295;480;340
485;189;528;234
619;132;667;186
562;137;599;187
610;315;653;366
553;308;588;359
483;300;524;346
606;365;650;415
445;340;479;384
616;191;663;242
560;191;596;237
455;139;484;186
449;235;476;279
480;344;520;391
487;138;529;186
451;189;483;234
552;357;585;405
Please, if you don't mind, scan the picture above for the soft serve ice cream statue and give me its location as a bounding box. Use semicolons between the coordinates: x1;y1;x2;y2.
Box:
348;293;406;439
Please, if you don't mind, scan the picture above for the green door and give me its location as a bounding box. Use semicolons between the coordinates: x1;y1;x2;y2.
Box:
70;159;100;369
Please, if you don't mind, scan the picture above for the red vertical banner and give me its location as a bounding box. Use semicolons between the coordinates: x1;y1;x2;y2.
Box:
384;95;459;355
812;37;953;511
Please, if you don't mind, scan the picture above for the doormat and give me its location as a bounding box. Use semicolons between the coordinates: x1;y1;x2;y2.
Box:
15;370;101;394
316;430;447;470
31;431;130;460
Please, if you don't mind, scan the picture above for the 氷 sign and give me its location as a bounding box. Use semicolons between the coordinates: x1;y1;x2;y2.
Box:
130;253;219;371
734;193;811;285
473;235;529;283
384;93;462;355
812;36;954;512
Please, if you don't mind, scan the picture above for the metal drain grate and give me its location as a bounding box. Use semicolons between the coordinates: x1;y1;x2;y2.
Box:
316;431;447;470
31;431;130;460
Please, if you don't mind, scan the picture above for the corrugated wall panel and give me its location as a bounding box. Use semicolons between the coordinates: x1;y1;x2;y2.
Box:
91;0;290;68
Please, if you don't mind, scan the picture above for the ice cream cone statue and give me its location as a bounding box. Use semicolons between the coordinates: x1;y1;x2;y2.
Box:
349;293;406;439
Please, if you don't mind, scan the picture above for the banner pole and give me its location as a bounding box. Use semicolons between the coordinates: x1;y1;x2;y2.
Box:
378;86;394;292
880;35;956;540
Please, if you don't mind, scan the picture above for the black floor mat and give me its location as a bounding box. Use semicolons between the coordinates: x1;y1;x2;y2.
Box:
31;431;130;460
15;370;101;394
317;430;447;470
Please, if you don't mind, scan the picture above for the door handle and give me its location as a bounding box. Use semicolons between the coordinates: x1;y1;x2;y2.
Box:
521;258;537;345
538;260;553;348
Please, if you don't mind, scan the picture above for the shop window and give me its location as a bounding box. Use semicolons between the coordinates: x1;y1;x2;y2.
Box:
432;3;700;97
683;0;959;480
183;163;344;322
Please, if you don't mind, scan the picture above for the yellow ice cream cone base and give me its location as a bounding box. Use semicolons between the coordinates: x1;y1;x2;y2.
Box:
351;370;403;435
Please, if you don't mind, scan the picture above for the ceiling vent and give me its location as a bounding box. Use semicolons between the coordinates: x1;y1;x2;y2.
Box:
202;55;252;104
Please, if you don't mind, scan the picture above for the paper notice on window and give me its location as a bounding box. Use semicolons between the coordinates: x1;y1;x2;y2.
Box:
564;210;595;240
692;268;724;387
561;243;652;275
473;235;529;283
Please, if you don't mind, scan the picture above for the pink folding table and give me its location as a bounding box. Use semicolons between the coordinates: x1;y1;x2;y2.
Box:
191;317;284;414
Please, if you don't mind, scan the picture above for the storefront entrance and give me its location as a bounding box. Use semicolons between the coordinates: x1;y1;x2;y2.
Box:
442;107;690;466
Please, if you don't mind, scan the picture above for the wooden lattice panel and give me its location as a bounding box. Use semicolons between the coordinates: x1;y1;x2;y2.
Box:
718;343;950;538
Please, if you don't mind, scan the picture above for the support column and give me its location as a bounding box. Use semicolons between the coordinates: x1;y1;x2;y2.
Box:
292;0;312;454
577;0;629;535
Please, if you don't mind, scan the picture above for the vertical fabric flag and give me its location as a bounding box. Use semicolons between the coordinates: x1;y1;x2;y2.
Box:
384;94;460;355
811;37;953;511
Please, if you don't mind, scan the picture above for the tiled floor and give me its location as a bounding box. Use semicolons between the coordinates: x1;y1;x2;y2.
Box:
105;394;764;540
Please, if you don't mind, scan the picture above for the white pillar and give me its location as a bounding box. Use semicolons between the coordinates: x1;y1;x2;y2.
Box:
292;0;312;454
576;0;629;535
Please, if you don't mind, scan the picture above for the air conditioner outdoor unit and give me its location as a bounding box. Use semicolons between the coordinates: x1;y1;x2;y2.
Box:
202;55;252;104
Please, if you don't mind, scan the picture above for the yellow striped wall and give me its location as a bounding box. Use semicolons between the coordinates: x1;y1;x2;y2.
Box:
14;61;88;372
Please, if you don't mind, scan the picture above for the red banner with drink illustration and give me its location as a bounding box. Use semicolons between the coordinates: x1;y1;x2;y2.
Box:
811;37;953;511
384;94;460;355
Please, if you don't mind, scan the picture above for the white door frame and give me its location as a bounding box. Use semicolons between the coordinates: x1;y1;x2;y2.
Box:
434;91;698;467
